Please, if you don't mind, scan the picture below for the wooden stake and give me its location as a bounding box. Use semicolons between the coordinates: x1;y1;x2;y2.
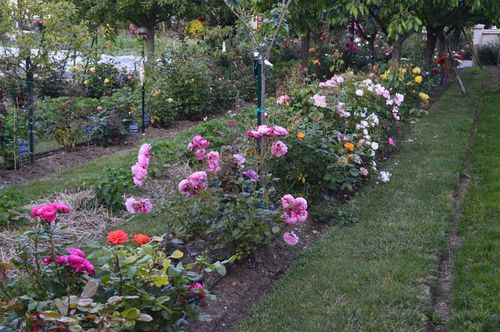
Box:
446;41;468;97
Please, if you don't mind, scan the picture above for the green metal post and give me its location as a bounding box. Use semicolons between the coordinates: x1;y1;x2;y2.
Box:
256;60;263;126
26;57;35;163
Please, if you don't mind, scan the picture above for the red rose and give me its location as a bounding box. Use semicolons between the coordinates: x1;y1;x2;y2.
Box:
132;233;150;246
107;230;128;245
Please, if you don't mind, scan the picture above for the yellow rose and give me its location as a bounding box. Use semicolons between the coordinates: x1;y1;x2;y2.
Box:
104;78;110;84
418;92;430;102
415;76;423;84
399;68;406;76
89;67;96;73
412;67;421;75
83;80;89;85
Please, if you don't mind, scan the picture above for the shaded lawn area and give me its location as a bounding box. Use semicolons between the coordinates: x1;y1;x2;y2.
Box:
451;71;500;331
240;69;484;331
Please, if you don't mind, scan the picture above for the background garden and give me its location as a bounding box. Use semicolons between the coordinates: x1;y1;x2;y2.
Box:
0;0;498;331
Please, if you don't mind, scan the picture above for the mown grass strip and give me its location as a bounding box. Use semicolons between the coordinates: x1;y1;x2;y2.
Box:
240;69;484;331
450;71;500;331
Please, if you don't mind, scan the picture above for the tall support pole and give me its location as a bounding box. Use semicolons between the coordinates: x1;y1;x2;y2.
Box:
141;43;145;133
26;57;35;163
256;59;263;126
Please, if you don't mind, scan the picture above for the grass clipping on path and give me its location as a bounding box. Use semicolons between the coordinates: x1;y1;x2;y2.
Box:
241;69;484;331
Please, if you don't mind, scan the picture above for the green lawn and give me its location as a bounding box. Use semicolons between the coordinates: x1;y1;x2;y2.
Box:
450;72;500;331
241;69;486;331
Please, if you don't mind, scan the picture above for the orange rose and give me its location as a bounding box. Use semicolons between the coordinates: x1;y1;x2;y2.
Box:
309;47;315;54
344;142;355;151
133;233;150;246
296;132;305;139
313;59;320;66
107;230;128;245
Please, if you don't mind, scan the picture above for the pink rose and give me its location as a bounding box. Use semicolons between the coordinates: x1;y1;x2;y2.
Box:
39;205;58;223
53;202;71;214
388;137;396;146
195;148;207;161
272;125;288;137
313;94;327;108
283;231;299;246
233;154;246;166
277;95;291;106
125;197;136;213
188;282;206;298
131;164;147;178
360;167;369;176
42;256;52;265
242;170;259;182
67;248;86;258
271;141;288;158
56;256;68;265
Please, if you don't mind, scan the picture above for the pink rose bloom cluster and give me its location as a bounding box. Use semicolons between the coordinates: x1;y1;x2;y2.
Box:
276;95;291;106
247;125;288;139
188;135;211;162
281;194;308;224
319;75;345;88
132;143;151;187
31;202;71;223
374;84;390;99
125;197;153;214
178;171;208;196
188;135;210;152
52;247;95;276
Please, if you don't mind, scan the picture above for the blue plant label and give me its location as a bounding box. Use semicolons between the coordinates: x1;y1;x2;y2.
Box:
143;113;151;126
84;124;93;135
129;123;139;133
19;142;29;156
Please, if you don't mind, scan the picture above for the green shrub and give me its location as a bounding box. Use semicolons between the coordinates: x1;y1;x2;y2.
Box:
88;167;133;212
147;51;238;127
0;187;25;226
477;40;500;65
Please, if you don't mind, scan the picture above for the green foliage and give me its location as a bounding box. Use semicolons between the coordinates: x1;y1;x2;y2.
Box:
90;167;133;213
148;52;238;127
477;40;500;66
0;211;232;331
0;187;25;226
0;110;28;169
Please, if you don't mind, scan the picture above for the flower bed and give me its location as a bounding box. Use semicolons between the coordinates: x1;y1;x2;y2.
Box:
0;65;437;330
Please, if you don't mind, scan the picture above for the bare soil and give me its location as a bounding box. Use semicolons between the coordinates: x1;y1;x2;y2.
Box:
189;221;325;332
0;120;202;186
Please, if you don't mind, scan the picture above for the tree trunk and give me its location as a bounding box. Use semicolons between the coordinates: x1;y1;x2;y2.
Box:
391;37;404;65
425;26;441;66
437;31;447;57
145;22;155;60
450;27;461;50
300;31;310;68
368;35;376;64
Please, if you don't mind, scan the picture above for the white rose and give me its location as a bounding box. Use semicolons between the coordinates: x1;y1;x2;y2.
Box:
379;171;392;183
371;142;379;150
355;89;364;96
